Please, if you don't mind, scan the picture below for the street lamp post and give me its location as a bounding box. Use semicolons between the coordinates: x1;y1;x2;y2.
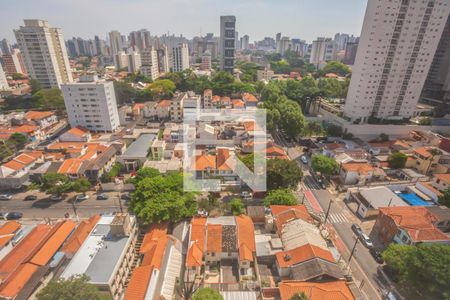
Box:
324;199;332;223
348;236;359;263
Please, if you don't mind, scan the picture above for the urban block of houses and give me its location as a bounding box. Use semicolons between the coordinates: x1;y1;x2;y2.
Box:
0;151;43;189
0;220;76;300
185;216;257;290
372;206;450;246
117;133;156;171
278;280;355;300
23;111;58;130
61;213;137;299
143;99;171;120
59;126;91;142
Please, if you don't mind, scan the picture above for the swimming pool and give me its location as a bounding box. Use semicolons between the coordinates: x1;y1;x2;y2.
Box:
396;192;433;206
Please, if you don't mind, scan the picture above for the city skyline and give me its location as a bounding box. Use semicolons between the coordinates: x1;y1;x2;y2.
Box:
0;0;367;43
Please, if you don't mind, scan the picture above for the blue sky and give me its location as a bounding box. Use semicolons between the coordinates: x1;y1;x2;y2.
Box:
0;0;367;43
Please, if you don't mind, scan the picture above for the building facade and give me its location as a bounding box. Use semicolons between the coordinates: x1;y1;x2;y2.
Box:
61;75;120;132
344;0;450;123
1;49;27;75
220;15;236;73
309;37;335;67
14;19;73;88
140;47;160;80
171;43;189;72
108;30;123;55
127;51;141;73
0;64;8;90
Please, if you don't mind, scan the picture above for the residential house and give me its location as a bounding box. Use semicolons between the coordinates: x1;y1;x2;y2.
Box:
0;151;43;189
117;134;156;171
170;93;186;122
278;280;355;300
405;147;450;175
23;111;58;129
267;205;314;233
426;206;450;233
59;126;91;142
203;89;213;109
340;162;375;185
242;93;258;107
372;206;450;246
61;214;138;300
0;221;22;260
151;139;166;160
232;99;245;109
143;100;171;120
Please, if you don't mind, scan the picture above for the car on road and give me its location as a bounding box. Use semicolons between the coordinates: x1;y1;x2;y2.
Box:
240;191;252;200
24;195;37;201
0;194;13;200
49;195;62;202
360;233;374;248
75;194;89;202
300;155;308;164
370;248;384;264
5;212;23;220
351;223;363;236
121;193;131;201
96;193;109;200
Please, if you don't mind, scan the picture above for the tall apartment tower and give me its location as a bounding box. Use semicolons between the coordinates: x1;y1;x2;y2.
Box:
156;46;170;73
140;47;159;80
344;0;450;123
171;43;189;72
422;14;450;113
127;51;141;73
129;29;151;52
0;63;8;90
1;49;27;75
61;75;120;132
241;35;250;50
0;39;11;55
309;37;335;67
220;15;236;73
14;19;72;88
108;30;123;55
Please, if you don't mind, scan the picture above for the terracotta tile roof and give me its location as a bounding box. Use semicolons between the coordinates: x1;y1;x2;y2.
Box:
0;224;52;281
2;160;25;171
0;133;12;140
24;111;54;120
203;89;213;96
434;173;450;185
47;142;86;150
235;215;256;262
186;242;203;267
243;121;255;132
267;145;289;159
0;263;40;299
279;280;355;300
379;207;450;243
420;182;443;197
0;221;21;249
140;223;168;254
242;93;258;102
192;155;216;171
158;99;171;108
206;224;222;253
58;158;84;174
14;153;39;165
65;126;90;137
14;125;40;133
271;205;313;228
393;140;411;150
232;99;245;108
276;244;335;268
217;148;233;171
414;147;433;158
187;218;207;267
124;265;153;300
325;73;339;78
30;221;76;266
341;162;374;175
61;215;100;255
141;235;168;270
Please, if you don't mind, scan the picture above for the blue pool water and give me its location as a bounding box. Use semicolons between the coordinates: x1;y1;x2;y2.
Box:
397;193;433;206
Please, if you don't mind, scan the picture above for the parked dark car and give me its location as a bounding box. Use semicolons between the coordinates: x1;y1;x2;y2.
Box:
370;248;384;264
5;212;23;220
351;224;363;236
49;195;62;202
24;195;37;201
96;193;109;200
121;193;131;201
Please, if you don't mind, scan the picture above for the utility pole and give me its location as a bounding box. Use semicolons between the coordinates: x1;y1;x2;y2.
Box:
388;197;393;207
324;199;332;223
71;200;79;221
348;237;359;262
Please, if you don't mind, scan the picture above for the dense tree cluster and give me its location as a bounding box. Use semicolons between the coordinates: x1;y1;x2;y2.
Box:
311;154;339;176
263;189;297;206
36;275;109;300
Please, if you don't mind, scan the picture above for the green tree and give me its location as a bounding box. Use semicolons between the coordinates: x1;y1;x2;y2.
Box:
264;189;297;206
230;198;245;215
304;121;323;136
267;158;303;190
382;244;450;299
134;167;160;182
325;124;343;137
9;133;28;149
192;288;223;300
71;178;91;195
100;163;122;183
36;275;110;300
438;187;450;208
276;98;306;138
30;79;42;94
320;61;351;77
32;88;65;111
290;292;309;300
318;78;342;98
42;172;71;195
311;154;339;176
12;73;26;80
113;81;137;105
130;172;197;223
388;152;407;169
148;79;176;98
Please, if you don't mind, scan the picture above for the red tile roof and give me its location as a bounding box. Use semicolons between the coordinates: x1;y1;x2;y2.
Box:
341;163;374;175
235;215;256;262
434;173;450;185
61;215;100;255
0;263;40;299
276;244;335;268
65;126;90;137
0;221;21;249
24;111;54;120
279;280;355;300
124;265;153;300
187;218;206;267
414;147;433;158
206;224;222;253
192;155;216;171
271;205;313;229
379;207;450;243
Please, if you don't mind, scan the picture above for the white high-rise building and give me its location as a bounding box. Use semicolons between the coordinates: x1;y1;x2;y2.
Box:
114;51;129;70
61;75;120;132
14;19;72;88
157;46;170;74
240;35;250;51
309;37;335;67
344;0;450;123
127;51;141;73
140;47;159;80
171;43;189;72
109;30;123;55
0;64;8;90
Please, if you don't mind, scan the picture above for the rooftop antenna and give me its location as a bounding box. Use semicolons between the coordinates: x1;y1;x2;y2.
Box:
200;27;203;38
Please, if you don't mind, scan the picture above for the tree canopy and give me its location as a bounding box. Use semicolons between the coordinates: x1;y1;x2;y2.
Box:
71;178;91;195
382;243;450;299
438;187;450;208
388;152;407;169
192;288;223;300
36;275;110;300
230;198;245;216
264;189;297;207
32;88;65;112
311;154;339;176
267;158;303;190
319;61;351;77
41;172;71;195
130;170;197;223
